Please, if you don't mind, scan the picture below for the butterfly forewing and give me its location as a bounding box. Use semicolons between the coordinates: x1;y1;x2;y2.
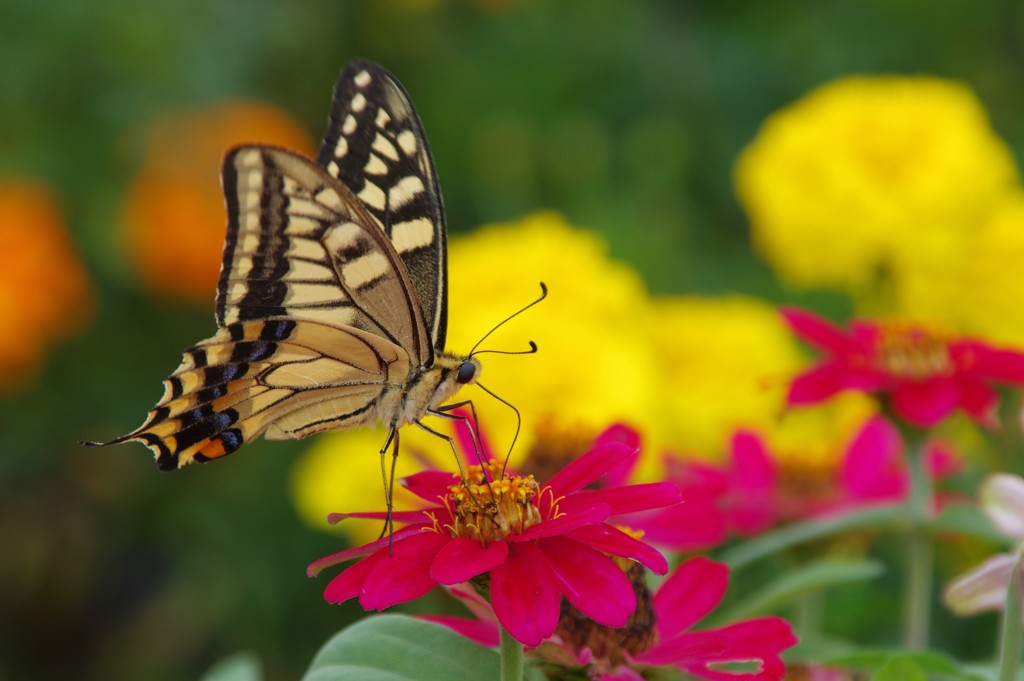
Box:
218;146;430;365
317;60;448;352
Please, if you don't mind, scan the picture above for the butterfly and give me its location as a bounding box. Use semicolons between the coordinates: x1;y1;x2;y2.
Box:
87;60;491;471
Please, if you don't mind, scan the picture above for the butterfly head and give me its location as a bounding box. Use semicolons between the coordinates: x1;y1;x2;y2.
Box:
455;358;479;385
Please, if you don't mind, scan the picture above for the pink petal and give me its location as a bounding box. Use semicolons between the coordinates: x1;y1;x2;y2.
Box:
323;550;382;603
515;502;610;541
402;470;460;502
539;537;636;628
567;523;669;574
957;378;999;427
943;553;1017;615
431;536;509;584
957;342;1024;383
730;431;778;494
727;432;782;534
981;474;1024;539
558;482;682;517
595;424;642;488
925;439;963;481
653;557;729;636
667;458;730;497
787;363;849;405
445;584;500;625
307;525;422;576
490;542;562;647
451;407;496;465
359;531;448;610
840;416;906;501
545;442;634;497
889;378;960;427
780;307;858;354
418;615;500;647
624;495;728;551
638;617;797;676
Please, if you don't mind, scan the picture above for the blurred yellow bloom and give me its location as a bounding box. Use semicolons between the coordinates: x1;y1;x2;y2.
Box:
897;191;1024;349
121;101;315;303
652;297;876;480
0;180;93;391
290;213;871;536
650;296;801;458
735;76;1018;295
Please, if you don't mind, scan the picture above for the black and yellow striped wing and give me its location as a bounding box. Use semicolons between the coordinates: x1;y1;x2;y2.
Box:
110;319;411;470
88;61;455;471
317;60;448;353
217;146;431;366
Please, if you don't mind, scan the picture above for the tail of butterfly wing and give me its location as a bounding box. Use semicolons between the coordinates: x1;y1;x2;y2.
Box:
82;319;307;470
83;318;412;470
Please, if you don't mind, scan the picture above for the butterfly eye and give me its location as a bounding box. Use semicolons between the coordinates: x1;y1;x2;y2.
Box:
455;361;476;384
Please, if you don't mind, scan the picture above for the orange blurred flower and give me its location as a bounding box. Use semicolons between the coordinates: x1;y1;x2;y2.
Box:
0;180;93;391
121;101;315;302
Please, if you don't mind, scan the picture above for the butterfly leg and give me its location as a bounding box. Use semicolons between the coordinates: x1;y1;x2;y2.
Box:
430;399;488;470
378;426;399;544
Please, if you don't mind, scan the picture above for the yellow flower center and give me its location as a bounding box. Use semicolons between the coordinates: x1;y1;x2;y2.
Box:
873;321;954;379
447;461;542;544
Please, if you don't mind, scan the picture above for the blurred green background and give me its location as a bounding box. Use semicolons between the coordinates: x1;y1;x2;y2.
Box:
4;1;1024;680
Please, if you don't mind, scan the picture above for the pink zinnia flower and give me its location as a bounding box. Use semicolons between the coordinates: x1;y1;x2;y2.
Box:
663;416;961;543
426;557;798;681
308;441;680;647
781;307;1024;427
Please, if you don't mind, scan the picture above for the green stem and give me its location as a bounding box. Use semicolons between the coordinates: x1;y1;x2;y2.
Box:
499;625;524;681
902;434;933;650
997;547;1024;681
794;592;824;635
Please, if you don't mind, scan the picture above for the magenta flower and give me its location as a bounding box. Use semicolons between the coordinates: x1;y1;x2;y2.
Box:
662;416;961;543
308;440;680;647
781;307;1024;427
426;557;798;681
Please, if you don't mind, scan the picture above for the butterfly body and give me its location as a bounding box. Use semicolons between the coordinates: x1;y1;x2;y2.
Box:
89;60;481;471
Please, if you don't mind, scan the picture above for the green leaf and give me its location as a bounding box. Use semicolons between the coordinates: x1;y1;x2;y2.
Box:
720;503;909;570
932;503;1013;546
872;656;927;681
710;557;884;625
826;649;987;681
303;614;502;681
199;652;262;681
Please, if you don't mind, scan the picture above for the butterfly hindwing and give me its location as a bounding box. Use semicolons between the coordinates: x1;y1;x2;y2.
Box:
317;60;448;352
218;145;431;365
113;318;412;470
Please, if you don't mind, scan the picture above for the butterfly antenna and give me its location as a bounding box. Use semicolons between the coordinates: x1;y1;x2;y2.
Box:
475;381;523;476
469;282;547;357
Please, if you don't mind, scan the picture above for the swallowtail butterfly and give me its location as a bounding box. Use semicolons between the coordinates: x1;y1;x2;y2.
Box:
88;60;486;471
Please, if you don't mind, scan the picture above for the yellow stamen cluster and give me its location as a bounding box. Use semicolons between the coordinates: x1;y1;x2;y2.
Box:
873;321;954;379
448;461;542;544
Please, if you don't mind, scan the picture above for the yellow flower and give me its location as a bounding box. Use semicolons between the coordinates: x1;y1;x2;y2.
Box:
735;76;1018;294
0;180;93;391
121;101;315;303
650;296;803;458
890;190;1024;349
